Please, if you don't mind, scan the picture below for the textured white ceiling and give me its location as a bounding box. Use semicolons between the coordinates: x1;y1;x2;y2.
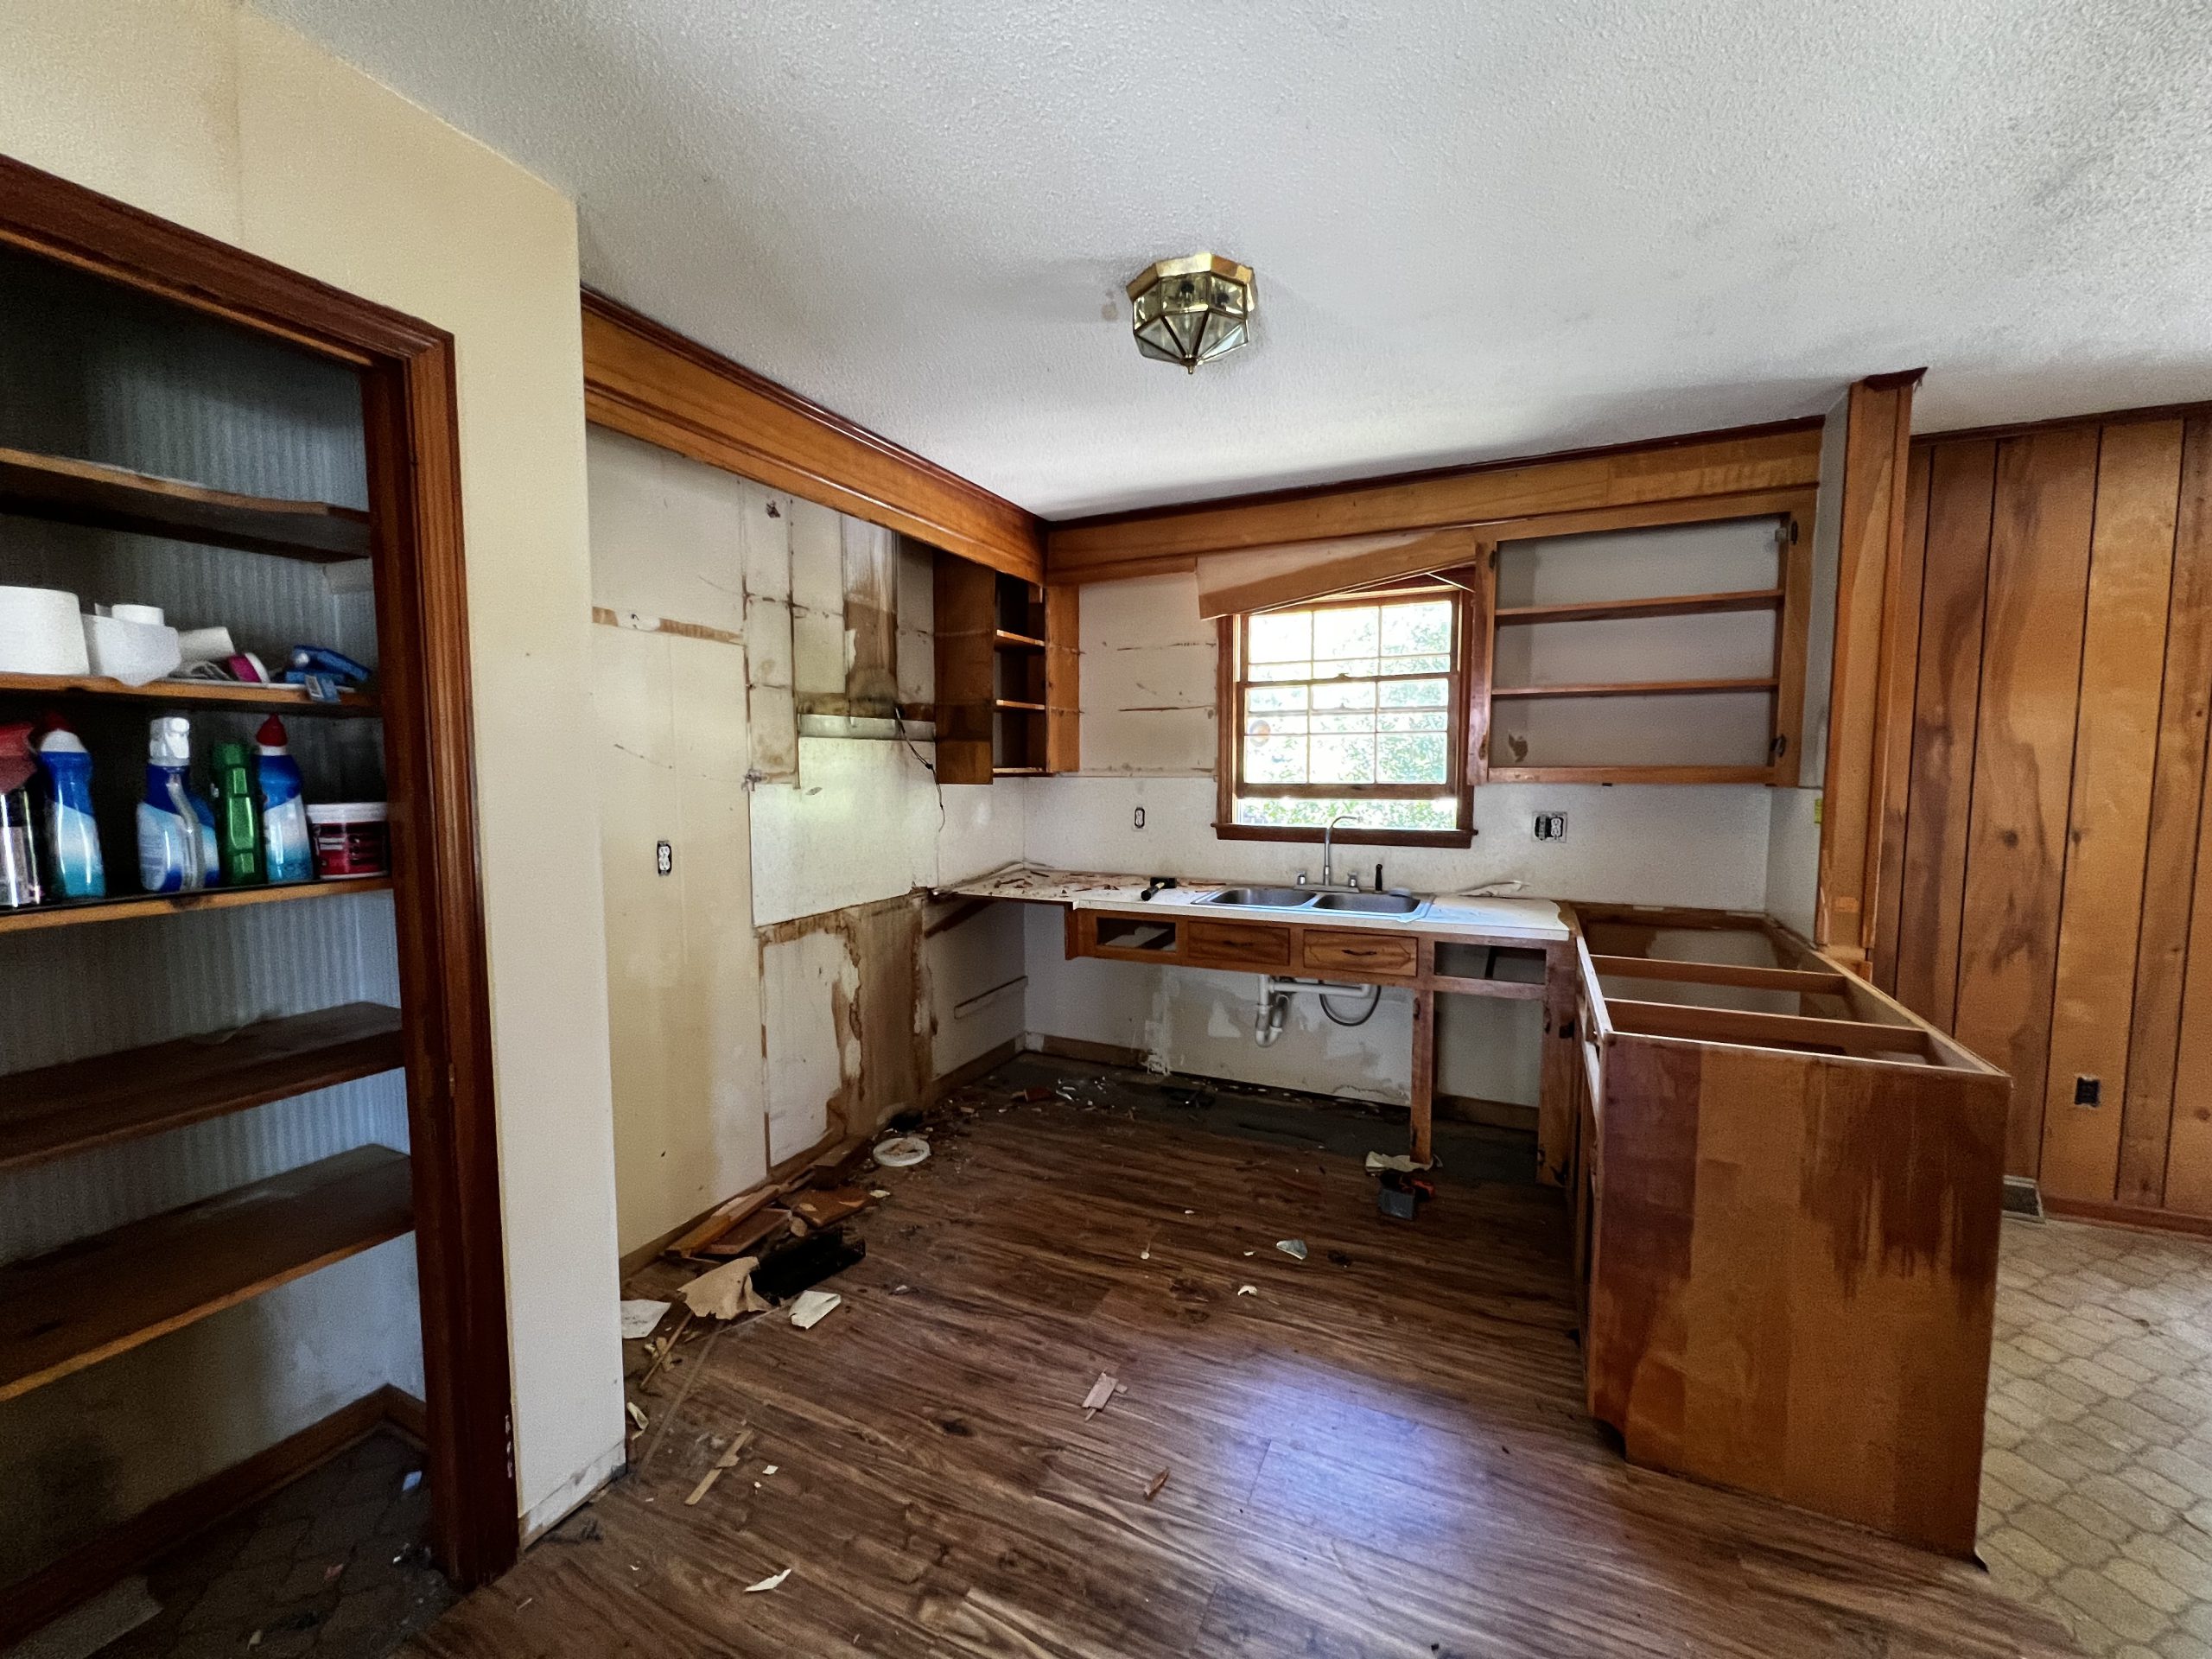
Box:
257;0;2212;518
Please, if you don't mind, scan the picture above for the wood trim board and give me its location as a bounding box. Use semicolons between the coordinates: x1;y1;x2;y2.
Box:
582;290;1043;581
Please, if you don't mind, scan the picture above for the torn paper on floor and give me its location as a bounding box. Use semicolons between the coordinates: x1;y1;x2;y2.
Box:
789;1288;842;1328
744;1568;791;1593
1365;1151;1433;1173
680;1257;771;1321
620;1300;671;1340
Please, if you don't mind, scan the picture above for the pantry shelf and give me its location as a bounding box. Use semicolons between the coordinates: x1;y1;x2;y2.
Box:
0;876;392;938
0;671;378;716
0;1002;404;1172
0;446;372;563
0;1144;414;1403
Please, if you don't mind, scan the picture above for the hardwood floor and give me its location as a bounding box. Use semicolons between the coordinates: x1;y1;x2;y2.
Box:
406;1060;2081;1657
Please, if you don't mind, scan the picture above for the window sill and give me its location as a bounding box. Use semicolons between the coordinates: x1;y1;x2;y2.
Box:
1214;823;1474;849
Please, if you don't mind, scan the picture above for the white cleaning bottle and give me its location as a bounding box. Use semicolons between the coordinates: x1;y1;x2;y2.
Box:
254;715;312;884
137;715;216;892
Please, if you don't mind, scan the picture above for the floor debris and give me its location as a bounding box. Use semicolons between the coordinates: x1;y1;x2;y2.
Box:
683;1429;755;1505
1237;1285;1257;1296
743;1568;791;1593
874;1135;931;1166
789;1185;873;1227
400;1470;423;1495
1145;1468;1171;1501
789;1288;842;1328
1365;1151;1431;1173
1081;1372;1118;1415
626;1401;648;1430
753;1229;865;1300
680;1257;771;1320
1276;1239;1308;1261
620;1299;672;1340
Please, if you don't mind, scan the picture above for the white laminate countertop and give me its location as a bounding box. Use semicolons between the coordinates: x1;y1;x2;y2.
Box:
938;864;1571;944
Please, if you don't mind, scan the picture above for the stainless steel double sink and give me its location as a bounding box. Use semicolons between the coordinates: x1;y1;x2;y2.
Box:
1195;886;1431;921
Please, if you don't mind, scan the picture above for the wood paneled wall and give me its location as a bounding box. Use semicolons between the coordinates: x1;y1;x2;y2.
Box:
1881;407;2212;1220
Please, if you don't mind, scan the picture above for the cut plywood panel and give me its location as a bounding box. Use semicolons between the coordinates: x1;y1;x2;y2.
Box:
748;739;940;927
843;516;899;712
741;481;798;782
1080;573;1223;777
585;426;747;635
1892;442;1995;1028
1951;427;2097;1177
2121;419;2212;1206
789;495;848;697
761;928;850;1166
2038;420;2183;1200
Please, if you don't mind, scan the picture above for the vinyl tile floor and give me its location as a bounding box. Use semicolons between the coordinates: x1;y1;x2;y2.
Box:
1980;1215;2212;1659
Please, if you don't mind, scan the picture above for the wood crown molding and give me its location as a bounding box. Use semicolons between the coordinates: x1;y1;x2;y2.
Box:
1046;415;1826;577
580;290;1043;582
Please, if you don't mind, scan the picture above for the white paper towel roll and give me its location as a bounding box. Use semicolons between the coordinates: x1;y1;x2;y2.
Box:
0;586;91;675
82;613;182;687
177;626;236;664
108;603;166;626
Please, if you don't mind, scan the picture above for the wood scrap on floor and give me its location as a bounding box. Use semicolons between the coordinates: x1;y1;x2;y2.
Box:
1080;1373;1117;1416
788;1186;872;1227
1144;1468;1171;1501
683;1428;755;1506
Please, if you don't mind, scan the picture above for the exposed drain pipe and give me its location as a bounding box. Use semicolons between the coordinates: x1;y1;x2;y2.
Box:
1254;975;1384;1044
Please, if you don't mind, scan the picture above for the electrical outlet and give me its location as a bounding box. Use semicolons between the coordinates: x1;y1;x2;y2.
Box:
656;840;673;877
1533;812;1568;842
2074;1075;2101;1107
1133;806;1146;830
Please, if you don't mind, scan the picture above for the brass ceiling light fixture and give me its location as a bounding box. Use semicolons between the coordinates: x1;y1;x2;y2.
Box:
1128;252;1256;372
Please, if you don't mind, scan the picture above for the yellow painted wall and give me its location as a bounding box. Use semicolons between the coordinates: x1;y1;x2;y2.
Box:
0;0;626;1533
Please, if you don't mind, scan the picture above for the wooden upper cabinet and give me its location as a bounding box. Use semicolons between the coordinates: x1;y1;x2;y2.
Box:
933;553;1078;784
1477;497;1815;785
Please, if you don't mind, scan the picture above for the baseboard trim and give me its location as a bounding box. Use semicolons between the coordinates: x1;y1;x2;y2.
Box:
925;1037;1021;1103
1433;1092;1539;1133
2043;1195;2212;1240
1027;1033;1147;1069
0;1385;428;1648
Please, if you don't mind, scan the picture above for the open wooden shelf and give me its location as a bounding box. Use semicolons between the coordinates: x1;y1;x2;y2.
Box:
994;630;1046;650
0;1003;404;1172
0;1144;413;1402
1494;587;1784;626
0;876;392;938
0;671;377;717
1487;764;1776;785
1489;677;1777;700
0;447;372;563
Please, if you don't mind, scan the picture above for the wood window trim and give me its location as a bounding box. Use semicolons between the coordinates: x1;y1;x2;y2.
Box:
0;153;517;1592
1214;577;1482;849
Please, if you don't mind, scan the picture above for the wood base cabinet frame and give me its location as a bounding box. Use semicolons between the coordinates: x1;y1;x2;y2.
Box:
1573;905;2009;1556
0;158;518;1585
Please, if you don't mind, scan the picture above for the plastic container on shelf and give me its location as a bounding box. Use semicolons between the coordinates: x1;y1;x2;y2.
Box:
306;802;388;880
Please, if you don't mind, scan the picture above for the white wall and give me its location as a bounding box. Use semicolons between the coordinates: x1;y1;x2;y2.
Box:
2;0;625;1538
590;429;1027;1251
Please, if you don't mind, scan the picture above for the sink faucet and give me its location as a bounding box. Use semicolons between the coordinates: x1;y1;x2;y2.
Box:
1315;813;1362;891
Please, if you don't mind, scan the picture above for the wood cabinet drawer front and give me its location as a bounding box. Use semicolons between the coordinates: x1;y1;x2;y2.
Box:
1184;919;1293;969
1300;930;1418;979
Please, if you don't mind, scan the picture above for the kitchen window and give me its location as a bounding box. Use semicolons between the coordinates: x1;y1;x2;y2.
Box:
1216;576;1476;848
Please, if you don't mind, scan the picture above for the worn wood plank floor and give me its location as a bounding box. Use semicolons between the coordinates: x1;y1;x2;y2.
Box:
406;1065;2081;1658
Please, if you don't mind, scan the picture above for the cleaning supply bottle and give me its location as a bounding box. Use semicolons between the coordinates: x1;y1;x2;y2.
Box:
0;722;44;910
210;740;261;887
137;715;215;893
253;716;311;884
33;716;105;899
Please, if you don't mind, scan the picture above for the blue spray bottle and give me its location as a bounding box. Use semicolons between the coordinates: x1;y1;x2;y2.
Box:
35;716;105;899
254;716;312;884
137;715;218;893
